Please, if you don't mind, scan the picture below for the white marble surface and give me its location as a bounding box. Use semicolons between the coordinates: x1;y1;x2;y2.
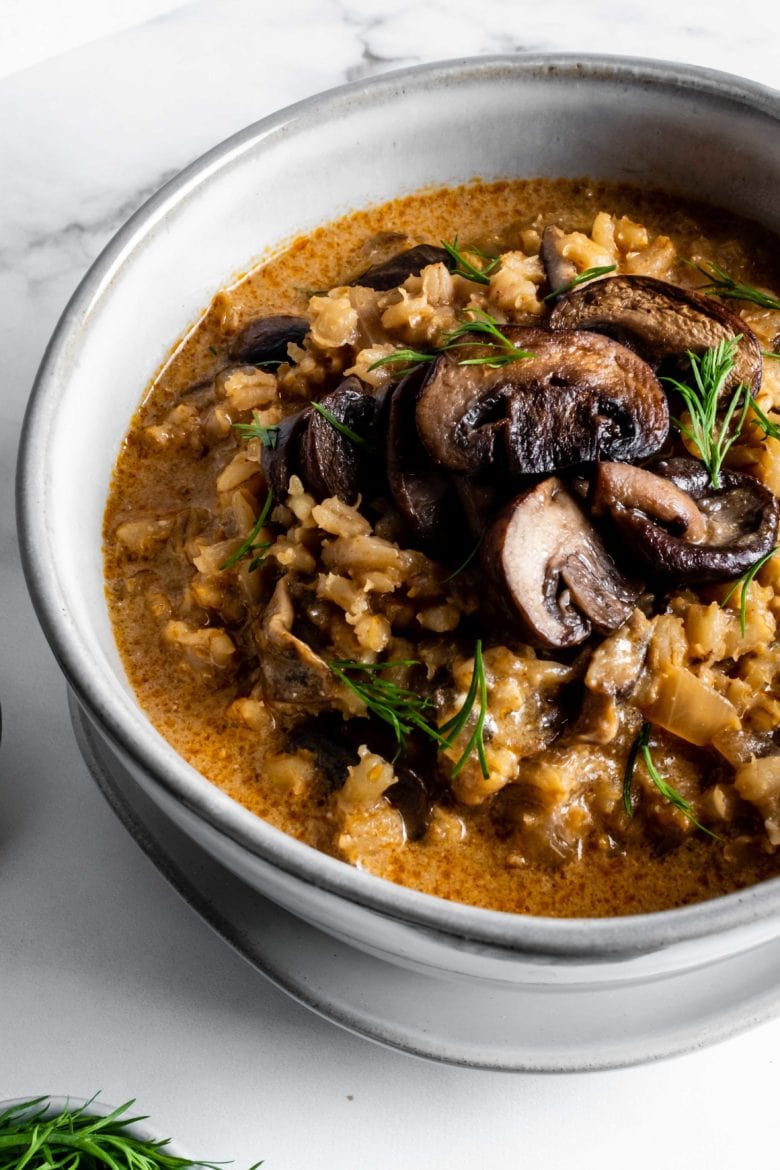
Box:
2;2;779;1166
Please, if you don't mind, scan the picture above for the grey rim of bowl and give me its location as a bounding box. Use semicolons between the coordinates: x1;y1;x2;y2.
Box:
17;52;780;961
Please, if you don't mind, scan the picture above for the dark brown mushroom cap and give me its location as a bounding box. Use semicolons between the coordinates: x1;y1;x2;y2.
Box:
482;477;640;650
230;315;309;364
549;276;762;395
288;713;441;840
299;376;378;503
261;411;307;499
415;327;669;476
452;475;506;541
384;367;452;546
354;244;455;291
594;456;779;583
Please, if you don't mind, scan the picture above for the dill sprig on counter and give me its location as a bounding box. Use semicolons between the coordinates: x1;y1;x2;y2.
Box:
440;237;500;285
622;722;722;839
0;1096;262;1170
721;547;778;636
219;487;274;572
311;401;375;452
686;260;780;311
329;640;490;780
541;263;617;302
232;410;279;448
663;337;751;489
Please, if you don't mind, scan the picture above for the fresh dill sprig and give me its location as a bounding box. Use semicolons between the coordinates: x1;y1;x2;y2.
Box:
663;337;751;489
685;260;780;311
440;639;490;780
440;308;534;369
368;308;534;375
0;1095;262;1170
232;410;279;448
219;487;274;572
443;534;484;583
330;642;491;779
748;397;780;441
328;658;447;753
623;723;722;839
311;401;376;452
541;263;617;302
721;547;778;636
622;725;644;815
367;348;437;375
440;237;500;285
762;350;780;361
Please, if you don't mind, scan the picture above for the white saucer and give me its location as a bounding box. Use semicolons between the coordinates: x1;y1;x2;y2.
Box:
70;695;780;1073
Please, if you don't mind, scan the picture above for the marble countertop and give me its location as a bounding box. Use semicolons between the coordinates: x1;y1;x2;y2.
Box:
2;2;779;1166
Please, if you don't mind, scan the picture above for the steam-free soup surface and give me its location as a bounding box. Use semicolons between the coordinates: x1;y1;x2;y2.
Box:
104;178;780;916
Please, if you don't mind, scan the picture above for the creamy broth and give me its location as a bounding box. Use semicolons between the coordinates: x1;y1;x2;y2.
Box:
104;178;780;916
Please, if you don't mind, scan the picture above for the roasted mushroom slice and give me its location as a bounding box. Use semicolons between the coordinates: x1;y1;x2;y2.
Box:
593;457;779;583
299;376;378;503
261;411;307;499
549;276;762;395
416;327;669;476
385;368;452;547
482;477;639;650
230;315;309;364
354;244;455;291
256;577;337;709
593;462;708;542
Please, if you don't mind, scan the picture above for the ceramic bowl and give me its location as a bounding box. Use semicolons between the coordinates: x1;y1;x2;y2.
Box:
17;57;780;1001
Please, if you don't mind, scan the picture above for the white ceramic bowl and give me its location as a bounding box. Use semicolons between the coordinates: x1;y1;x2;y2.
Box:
17;57;780;1005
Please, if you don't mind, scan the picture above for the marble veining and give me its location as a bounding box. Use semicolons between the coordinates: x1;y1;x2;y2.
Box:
1;4;779;1168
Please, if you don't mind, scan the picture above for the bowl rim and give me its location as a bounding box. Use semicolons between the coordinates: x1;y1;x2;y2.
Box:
17;52;780;960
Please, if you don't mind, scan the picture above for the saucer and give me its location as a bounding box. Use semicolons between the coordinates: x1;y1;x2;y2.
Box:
70;694;780;1072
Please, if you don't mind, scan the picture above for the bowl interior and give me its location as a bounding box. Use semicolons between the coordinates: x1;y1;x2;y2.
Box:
20;56;780;950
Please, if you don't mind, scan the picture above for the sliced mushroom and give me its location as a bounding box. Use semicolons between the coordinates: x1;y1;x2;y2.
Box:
261;411;307;499
288;713;439;839
287;714;361;792
354;244;455;291
594;457;779;582
452;476;504;541
299;376;379;503
256;577;337;709
593;462;708;543
482;477;639;650
416;327;669;476
540;225;578;298
385;368;452;547
230;315;309;364
549;276;762;395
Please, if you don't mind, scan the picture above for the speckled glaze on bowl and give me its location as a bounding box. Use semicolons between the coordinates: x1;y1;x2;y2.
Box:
16;57;780;1048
